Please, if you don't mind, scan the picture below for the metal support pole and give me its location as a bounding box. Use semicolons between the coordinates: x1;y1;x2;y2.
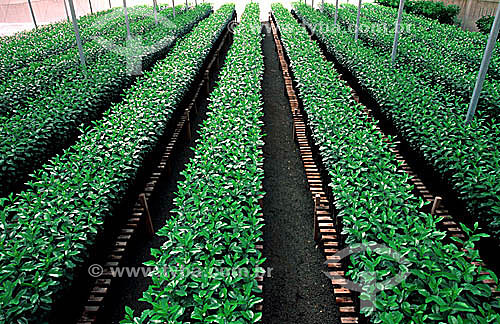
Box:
195;0;197;5
462;0;473;29
153;0;158;24
185;0;188;11
89;0;93;14
67;0;87;76
430;196;442;215
391;0;405;65
172;0;176;18
354;0;362;41
139;194;155;238
123;0;132;40
27;0;38;29
465;2;500;124
313;194;320;242
312;0;314;8
109;0;112;8
334;0;339;25
63;0;70;22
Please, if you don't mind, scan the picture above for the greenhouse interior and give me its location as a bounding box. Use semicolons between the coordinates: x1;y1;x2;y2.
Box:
0;0;500;323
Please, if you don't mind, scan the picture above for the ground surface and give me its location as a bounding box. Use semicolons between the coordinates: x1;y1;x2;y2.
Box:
260;22;341;324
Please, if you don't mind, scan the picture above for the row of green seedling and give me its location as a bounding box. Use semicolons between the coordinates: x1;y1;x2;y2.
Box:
342;3;500;75
121;3;265;323
323;3;500;121
294;2;500;248
0;5;185;80
0;5;181;117
274;3;499;323
327;3;500;78
367;3;495;49
0;7;116;80
0;4;234;323
0;5;212;198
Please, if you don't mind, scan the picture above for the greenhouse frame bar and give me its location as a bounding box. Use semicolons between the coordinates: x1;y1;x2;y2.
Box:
466;2;500;124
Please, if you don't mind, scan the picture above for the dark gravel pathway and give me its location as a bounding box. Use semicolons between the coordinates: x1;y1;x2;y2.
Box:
261;22;341;324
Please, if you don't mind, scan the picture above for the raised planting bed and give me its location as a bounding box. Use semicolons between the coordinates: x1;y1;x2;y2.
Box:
326;3;500;78
0;5;236;323
294;3;500;248
0;5;212;198
273;3;499;323
76;11;236;324
121;3;265;323
323;3;500;122
0;5;181;117
0;8;114;80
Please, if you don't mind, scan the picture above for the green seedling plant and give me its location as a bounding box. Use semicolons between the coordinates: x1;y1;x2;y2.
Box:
274;3;499;323
0;4;235;323
476;15;499;40
121;3;265;323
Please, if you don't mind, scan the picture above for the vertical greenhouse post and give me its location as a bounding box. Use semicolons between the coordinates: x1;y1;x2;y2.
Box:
391;0;405;65
172;0;176;18
321;0;324;11
63;0;70;22
462;0;473;28
185;0;188;12
153;0;158;24
109;0;112;8
334;0;339;25
465;2;500;124
67;0;87;76
27;0;38;29
354;0;362;41
89;0;93;14
312;0;314;8
123;0;132;40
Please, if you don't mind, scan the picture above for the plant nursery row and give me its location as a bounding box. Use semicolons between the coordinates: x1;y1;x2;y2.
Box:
122;4;264;322
0;4;232;322
0;5;211;197
325;3;500;121
294;3;500;246
274;3;499;323
0;1;499;324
